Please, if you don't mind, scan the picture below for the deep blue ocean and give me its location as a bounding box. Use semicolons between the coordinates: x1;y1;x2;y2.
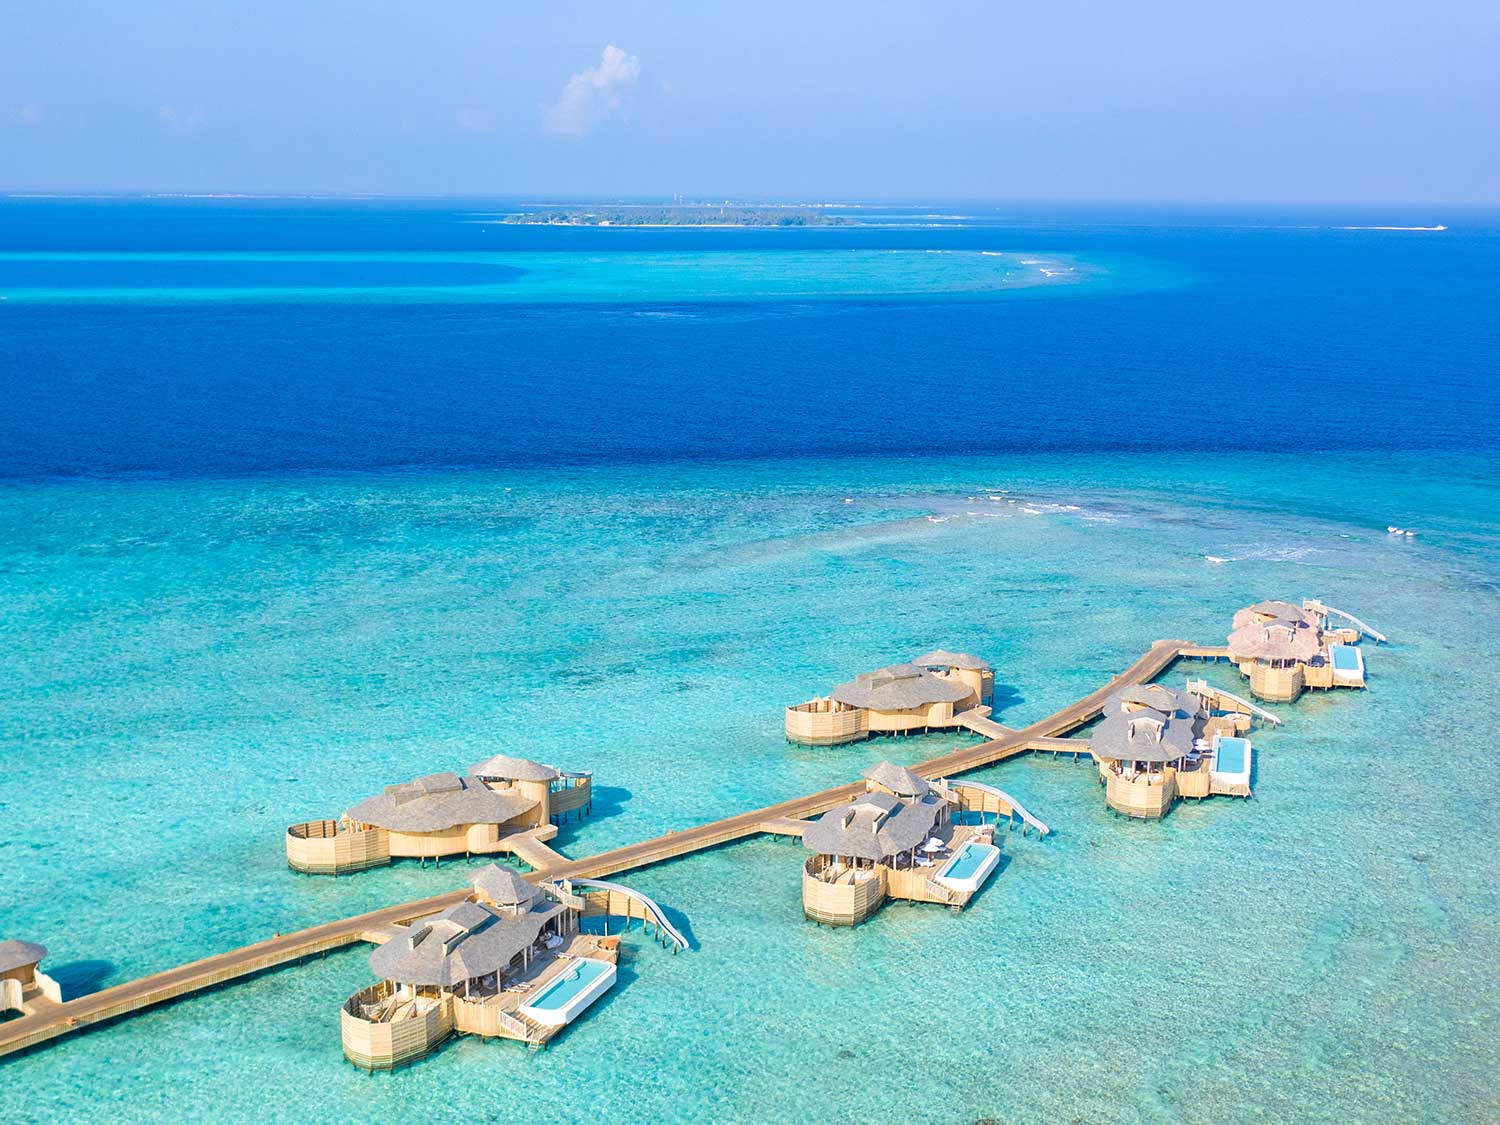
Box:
1;199;1497;1123
3;199;1496;477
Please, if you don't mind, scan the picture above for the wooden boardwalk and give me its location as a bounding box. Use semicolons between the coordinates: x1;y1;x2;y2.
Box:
955;708;1012;739
506;830;568;872
0;638;1190;1062
1178;644;1230;660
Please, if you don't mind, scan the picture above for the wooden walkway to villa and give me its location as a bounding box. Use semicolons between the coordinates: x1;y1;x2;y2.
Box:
0;638;1191;1062
955;708;1012;739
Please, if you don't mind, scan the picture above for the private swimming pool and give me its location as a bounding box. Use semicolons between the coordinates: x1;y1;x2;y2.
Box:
1330;644;1365;682
1213;737;1249;776
935;840;1001;894
518;957;616;1028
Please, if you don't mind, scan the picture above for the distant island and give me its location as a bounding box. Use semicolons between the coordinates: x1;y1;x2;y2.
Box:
503;206;853;228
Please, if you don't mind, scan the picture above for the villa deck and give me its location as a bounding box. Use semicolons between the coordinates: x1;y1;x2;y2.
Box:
450;933;618;1048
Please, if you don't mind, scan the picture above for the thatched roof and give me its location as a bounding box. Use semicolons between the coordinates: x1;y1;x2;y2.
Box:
469;755;560;783
803;790;947;862
347;773;536;833
1231;600;1316;631
1115;684;1204;721
860;760;931;798
830;664;972;710
912;650;991;672
470;864;539;908
369;898;564;987
1227;619;1321;663
0;940;46;974
1090;706;1196;763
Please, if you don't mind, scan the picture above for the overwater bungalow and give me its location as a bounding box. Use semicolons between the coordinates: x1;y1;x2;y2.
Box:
286;755;593;876
800;761;1001;925
786;651;993;745
0;940;61;1018
1090;685;1255;817
1228;598;1376;701
340;864;618;1068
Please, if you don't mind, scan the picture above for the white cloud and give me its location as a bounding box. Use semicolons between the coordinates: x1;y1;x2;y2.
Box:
544;45;640;138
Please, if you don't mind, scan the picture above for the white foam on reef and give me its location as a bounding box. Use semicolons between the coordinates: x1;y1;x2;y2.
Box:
1204;555;1231;564
1224;544;1323;562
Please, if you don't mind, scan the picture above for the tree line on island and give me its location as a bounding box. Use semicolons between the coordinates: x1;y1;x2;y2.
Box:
504;206;853;227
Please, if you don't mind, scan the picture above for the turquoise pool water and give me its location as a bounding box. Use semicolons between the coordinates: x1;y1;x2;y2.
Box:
1331;644;1363;673
529;958;613;1011
940;840;995;882
1214;737;1250;775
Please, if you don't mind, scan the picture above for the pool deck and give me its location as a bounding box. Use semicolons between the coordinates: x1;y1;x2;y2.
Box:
882;823;989;909
0;637;1193;1062
457;933;615;1048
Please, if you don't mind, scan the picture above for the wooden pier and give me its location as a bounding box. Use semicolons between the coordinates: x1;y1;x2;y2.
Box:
0;638;1191;1062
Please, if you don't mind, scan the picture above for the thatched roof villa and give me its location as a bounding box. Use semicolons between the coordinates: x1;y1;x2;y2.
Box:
1227;597;1373;701
786;651;995;746
800;761;999;925
1089;689;1202;819
1090;678;1265;817
287;755;594;876
340;863;619;1069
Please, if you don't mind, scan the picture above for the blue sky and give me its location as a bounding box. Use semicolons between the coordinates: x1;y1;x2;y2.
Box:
1;0;1496;201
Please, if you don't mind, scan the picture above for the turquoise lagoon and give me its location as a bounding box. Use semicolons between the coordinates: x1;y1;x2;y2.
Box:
2;451;1498;1123
0;248;1142;304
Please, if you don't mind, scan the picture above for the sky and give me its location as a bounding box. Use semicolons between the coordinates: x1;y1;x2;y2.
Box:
1;0;1497;202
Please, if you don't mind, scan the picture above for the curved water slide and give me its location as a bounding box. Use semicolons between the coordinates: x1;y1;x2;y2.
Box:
1184;677;1282;726
940;778;1050;837
552;877;689;951
1309;601;1387;643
